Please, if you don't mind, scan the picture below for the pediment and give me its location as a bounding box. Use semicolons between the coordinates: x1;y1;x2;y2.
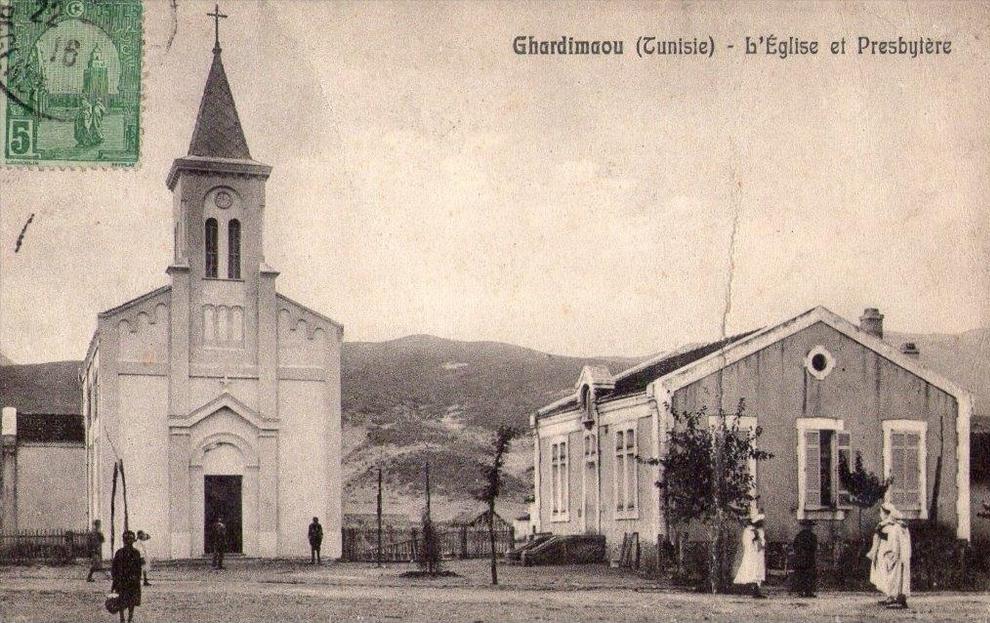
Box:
170;391;278;432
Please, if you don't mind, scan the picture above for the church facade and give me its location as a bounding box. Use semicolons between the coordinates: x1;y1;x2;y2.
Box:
82;42;342;560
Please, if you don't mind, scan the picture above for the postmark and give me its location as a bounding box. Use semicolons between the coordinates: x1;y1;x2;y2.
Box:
1;0;142;167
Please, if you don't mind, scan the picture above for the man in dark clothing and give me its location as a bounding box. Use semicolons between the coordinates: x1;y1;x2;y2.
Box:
308;517;323;564
211;517;227;570
791;519;818;597
86;519;107;581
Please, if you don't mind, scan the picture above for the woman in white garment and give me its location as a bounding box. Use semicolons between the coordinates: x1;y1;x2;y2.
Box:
733;511;768;598
135;531;152;587
866;503;911;608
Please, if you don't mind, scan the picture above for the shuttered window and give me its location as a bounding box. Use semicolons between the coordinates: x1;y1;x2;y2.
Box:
614;426;638;516
550;438;569;519
890;431;922;510
799;420;852;513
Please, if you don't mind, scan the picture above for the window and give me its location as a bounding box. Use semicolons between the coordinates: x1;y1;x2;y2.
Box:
205;218;218;278
797;418;850;517
614;426;638;517
550;438;569;520
804;346;836;380
883;420;927;516
227;219;241;279
709;414;759;482
583;431;596;463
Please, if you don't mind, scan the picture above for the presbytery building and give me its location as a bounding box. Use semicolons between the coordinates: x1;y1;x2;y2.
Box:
531;306;972;567
82;38;343;560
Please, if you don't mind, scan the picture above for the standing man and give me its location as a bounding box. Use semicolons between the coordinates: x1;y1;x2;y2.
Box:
791;519;818;597
733;511;768;599
211;517;227;570
308;517;323;565
867;503;911;609
85;519;106;582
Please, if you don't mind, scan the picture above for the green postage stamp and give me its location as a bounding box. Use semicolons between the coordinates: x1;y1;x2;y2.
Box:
1;0;142;166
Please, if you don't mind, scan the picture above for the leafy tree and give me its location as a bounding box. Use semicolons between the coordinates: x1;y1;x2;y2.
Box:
838;451;891;538
641;400;772;593
474;424;518;585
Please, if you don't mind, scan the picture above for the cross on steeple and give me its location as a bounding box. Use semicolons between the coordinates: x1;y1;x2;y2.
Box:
207;3;228;53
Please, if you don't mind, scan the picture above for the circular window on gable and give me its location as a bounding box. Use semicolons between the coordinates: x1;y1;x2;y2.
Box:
804;346;835;380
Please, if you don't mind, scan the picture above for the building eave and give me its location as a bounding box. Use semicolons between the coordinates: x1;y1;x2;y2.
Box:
166;156;272;190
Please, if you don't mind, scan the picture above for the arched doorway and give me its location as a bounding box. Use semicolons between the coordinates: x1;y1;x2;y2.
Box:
202;442;244;554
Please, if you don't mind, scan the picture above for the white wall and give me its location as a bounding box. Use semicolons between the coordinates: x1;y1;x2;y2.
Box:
277;379;332;557
118;374;170;559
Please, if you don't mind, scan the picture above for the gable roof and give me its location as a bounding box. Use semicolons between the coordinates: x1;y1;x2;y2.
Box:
537;329;759;417
188;49;252;160
537;305;974;420
611;330;761;397
0;361;81;415
655;306;973;402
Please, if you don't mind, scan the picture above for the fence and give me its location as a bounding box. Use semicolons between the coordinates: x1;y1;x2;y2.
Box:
342;525;515;562
0;529;91;564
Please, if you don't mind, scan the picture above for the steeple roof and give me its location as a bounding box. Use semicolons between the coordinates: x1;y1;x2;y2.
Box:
187;49;251;159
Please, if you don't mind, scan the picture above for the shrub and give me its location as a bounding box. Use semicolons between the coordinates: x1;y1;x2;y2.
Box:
908;521;976;591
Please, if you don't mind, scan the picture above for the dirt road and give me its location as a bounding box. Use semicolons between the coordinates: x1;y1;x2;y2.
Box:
1;559;988;622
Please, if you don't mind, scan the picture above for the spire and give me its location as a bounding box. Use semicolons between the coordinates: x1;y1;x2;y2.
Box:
187;47;252;160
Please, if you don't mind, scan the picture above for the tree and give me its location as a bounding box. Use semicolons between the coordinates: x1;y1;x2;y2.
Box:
642;401;772;593
474;424;518;585
977;498;990;521
838;451;891;538
417;461;442;575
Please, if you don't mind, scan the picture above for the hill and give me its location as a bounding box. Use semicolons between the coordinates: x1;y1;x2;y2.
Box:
340;335;641;520
886;328;990;425
340;327;990;522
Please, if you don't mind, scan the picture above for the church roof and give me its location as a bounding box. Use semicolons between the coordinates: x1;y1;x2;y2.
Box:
187;49;252;159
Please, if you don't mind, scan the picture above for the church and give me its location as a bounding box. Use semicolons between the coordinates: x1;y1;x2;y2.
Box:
82;33;343;560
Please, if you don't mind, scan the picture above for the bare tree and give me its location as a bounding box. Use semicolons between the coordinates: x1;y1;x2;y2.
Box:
475;424;518;585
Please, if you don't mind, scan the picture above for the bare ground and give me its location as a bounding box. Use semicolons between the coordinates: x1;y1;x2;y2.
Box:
1;559;988;622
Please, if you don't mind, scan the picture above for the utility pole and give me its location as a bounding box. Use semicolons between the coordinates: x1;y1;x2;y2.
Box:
376;466;383;567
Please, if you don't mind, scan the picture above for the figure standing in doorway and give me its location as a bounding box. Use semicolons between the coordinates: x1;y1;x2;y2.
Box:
86;519;107;582
211;517;227;570
110;530;144;623
733;511;768;599
308;517;323;564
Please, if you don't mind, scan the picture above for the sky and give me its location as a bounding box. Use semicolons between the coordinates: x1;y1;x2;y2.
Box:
1;1;988;364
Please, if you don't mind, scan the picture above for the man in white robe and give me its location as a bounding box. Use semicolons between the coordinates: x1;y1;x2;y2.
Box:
866;503;911;608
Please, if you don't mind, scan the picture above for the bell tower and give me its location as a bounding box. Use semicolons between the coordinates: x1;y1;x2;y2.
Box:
165;31;277;404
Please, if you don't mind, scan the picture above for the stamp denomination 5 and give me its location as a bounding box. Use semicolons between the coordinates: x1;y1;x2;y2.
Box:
1;0;142;167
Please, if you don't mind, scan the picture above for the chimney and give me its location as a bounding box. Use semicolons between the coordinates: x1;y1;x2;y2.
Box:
859;308;884;340
1;407;15;437
900;342;920;359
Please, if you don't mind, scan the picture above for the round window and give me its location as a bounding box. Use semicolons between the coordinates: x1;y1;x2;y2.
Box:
804;346;835;380
214;190;233;209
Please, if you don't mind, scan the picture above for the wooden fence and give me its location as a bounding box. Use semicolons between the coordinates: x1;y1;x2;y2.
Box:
0;529;91;564
342;525;515;562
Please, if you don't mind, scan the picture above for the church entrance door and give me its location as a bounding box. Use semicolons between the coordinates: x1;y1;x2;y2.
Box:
204;475;243;554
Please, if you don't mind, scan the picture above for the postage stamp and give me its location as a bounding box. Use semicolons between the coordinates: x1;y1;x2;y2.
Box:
0;0;142;166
